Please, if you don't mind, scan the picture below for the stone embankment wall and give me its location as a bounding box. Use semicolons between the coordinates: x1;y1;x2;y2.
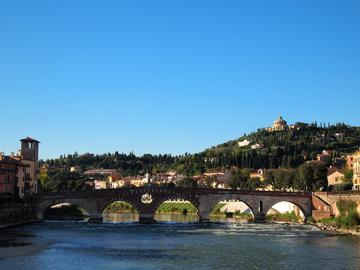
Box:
312;194;332;221
313;191;360;220
0;198;37;228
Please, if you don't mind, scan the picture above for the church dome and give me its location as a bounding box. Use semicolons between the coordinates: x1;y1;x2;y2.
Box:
272;115;288;130
274;116;287;125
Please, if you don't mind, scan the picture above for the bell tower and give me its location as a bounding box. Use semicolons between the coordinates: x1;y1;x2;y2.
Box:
20;137;39;161
19;137;40;195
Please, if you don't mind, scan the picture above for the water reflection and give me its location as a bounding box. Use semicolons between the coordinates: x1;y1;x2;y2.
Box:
154;213;199;223
102;213;252;223
103;213;139;223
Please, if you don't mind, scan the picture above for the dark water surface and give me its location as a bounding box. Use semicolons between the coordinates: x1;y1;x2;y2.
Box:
1;220;360;270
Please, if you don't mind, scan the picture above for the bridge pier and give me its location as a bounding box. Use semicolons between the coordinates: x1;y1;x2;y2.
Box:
253;212;266;223
36;211;44;222
199;217;210;223
88;216;103;223
139;214;156;224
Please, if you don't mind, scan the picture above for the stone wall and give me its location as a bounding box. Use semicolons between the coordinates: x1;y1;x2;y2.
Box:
0;200;37;227
313;191;360;218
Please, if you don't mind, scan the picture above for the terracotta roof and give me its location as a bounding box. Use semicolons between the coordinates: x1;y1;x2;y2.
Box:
0;155;20;165
327;168;344;176
20;137;40;143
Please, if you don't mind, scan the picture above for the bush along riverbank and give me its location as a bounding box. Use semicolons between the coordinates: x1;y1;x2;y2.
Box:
156;202;198;215
103;202;136;213
317;200;360;236
266;211;303;223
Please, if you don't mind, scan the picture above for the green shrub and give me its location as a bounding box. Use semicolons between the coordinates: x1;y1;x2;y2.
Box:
156;202;198;214
104;202;136;213
328;200;360;229
266;211;301;223
337;200;358;216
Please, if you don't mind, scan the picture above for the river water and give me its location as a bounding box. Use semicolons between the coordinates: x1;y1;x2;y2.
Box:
1;216;360;270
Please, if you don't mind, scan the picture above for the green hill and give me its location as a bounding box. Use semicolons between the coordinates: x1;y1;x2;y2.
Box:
41;122;360;178
175;122;360;174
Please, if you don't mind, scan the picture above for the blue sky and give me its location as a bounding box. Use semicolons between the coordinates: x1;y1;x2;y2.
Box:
1;0;359;159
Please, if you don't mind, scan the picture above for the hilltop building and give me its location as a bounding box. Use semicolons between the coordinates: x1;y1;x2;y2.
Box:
238;139;251;147
265;116;299;132
251;143;263;150
266;116;288;132
84;168;118;177
317;150;334;164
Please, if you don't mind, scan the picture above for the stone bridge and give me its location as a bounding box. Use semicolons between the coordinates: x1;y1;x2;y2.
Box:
37;187;314;223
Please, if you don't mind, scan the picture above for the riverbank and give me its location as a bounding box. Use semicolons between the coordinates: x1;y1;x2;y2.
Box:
315;200;360;236
315;222;360;236
0;219;38;229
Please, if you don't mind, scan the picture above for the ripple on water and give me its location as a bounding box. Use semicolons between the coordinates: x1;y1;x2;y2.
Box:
0;221;359;270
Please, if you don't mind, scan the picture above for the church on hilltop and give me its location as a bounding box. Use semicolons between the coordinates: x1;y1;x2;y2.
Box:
265;116;296;132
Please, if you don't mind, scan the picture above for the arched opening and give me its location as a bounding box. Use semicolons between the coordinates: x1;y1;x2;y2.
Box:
154;199;199;223
209;200;254;223
102;201;139;223
43;203;89;221
266;201;305;223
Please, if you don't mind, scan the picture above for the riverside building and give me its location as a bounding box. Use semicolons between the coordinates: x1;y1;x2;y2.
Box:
350;150;360;190
0;137;40;197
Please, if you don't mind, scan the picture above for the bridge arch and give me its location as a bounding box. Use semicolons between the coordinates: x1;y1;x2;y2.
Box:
149;191;200;222
152;195;199;213
209;199;255;222
42;203;89;220
154;199;200;222
264;200;308;223
197;194;260;222
101;200;140;223
37;199;96;221
100;197;141;216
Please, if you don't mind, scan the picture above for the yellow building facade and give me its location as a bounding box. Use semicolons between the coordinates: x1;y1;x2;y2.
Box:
350;150;360;190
